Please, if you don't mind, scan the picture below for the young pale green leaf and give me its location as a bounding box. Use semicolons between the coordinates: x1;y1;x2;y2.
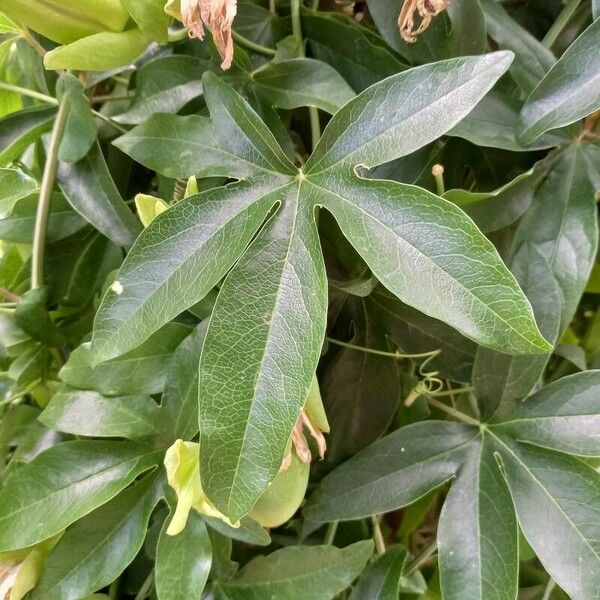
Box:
44;28;152;71
57;73;97;163
198;183;327;520
304;52;513;173
437;438;518;600
0;106;56;167
61;323;190;396
309;171;551;355
57;142;142;248
519;18;600;144
215;541;374;600
90;177;287;364
30;473;162;600
512;145;598;334
491;371;600;456
473;244;561;420
305;422;476;522
121;0;170;43
202;72;296;176
302;12;408;92
113;115;261;179
113;55;206;125
162;322;208;441
480;0;555;93
494;440;600;600
0;440;161;551
155;511;212;600
40;386;165;441
253;58;355;114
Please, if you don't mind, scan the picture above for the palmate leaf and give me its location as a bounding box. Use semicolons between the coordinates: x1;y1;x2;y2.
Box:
92;52;551;521
305;371;600;600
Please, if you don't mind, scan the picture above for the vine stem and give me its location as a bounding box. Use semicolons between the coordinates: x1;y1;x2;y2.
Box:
404;541;438;576
324;520;338;545
541;578;556;600
31;94;70;289
326;336;439;360
134;571;154;600
290;0;321;150
232;31;276;56
371;515;386;555
426;397;480;427
542;0;582;48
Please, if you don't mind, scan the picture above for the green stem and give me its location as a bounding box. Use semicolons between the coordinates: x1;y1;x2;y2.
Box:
541;578;556;600
404;541;438;576
290;0;321;151
428;386;474;398
167;27;189;42
426;397;480;427
542;0;582;48
232;31;276;56
324;521;338;545
134;571;154;600
371;515;386;555
0;82;57;105
326;337;439;361
31;95;70;290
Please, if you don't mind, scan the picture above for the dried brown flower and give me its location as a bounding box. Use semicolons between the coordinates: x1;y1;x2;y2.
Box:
398;0;450;43
180;0;237;70
280;409;328;471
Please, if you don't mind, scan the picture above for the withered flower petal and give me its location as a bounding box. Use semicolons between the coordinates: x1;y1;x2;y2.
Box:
398;0;450;43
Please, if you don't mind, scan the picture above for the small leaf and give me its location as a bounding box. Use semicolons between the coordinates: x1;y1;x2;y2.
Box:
253;58;355;114
134;193;169;228
57;142;142;248
0;168;37;208
57;73;96;164
215;541;374;600
40;386;165;441
121;0;170;43
519;17;600;143
0;106;56;167
14;287;65;347
0;440;161;551
30;473;162;600
60;323;191;396
155;511;212;600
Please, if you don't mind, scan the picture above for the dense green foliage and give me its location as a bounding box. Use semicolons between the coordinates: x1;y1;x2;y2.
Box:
0;0;599;598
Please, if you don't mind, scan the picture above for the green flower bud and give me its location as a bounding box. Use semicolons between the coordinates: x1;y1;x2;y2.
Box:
135;194;169;228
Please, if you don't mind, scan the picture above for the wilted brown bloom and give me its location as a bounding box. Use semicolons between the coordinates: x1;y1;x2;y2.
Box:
398;0;450;43
181;0;237;70
281;409;327;471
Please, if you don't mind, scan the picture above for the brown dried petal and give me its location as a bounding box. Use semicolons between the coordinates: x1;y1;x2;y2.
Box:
398;0;450;43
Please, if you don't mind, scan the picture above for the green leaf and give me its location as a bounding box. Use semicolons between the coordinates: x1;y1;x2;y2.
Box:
253;58;355;114
90;177;286;364
349;545;426;599
215;541;374;600
162;322;207;441
309;171;551;355
519;17;600;143
113;114;262;179
57;73;97;164
57;142;142;248
61;323;191;396
449;91;565;151
14;286;65;347
30;473;162;600
305;52;513;173
0;167;37;208
491;371;600;456
305;422;476;522
121;0;170;43
480;0;556;94
473;244;561;419
40;386;165;441
113;55;206;125
494;440;600;600
0;106;56;167
436;437;518;600
155;511;212;600
198;182;327;519
43;28;152;72
512;145;599;334
0;440;161;551
302;12;408;92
